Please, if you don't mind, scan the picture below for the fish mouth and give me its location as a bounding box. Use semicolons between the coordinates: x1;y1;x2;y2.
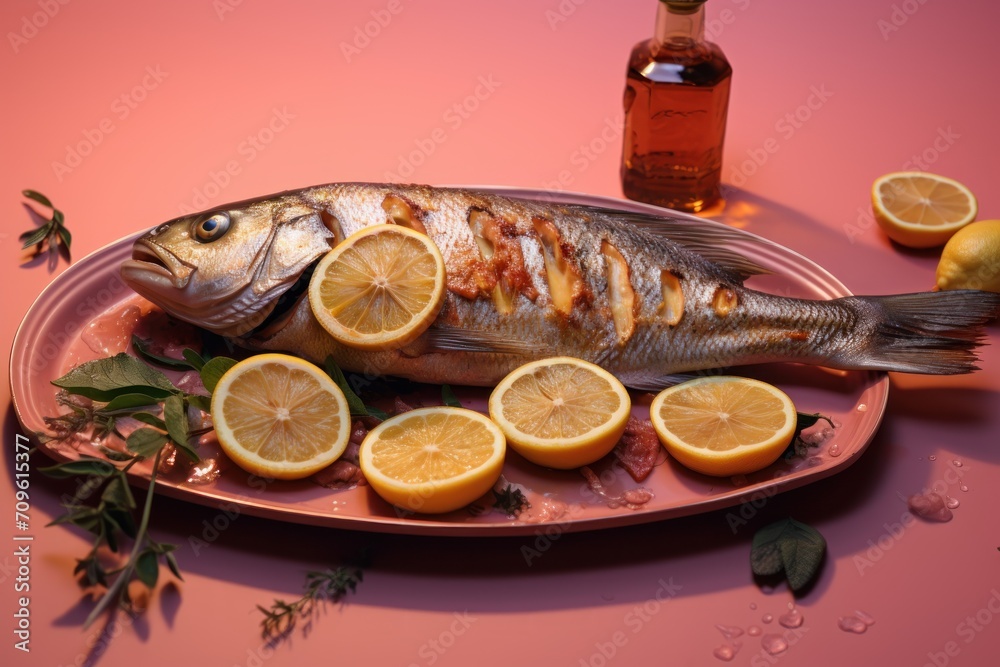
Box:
121;240;195;291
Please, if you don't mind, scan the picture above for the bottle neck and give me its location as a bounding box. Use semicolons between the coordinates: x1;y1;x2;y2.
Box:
653;2;706;53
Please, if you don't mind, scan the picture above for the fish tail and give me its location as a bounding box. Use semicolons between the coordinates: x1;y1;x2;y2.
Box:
837;291;1000;374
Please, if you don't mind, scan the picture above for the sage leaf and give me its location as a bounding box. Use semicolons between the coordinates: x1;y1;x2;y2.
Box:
750;518;826;591
52;353;177;401
323;356;368;416
200;356;237;394
132;335;196;370
38;458;116;479
163;395;189;447
126;428;168;459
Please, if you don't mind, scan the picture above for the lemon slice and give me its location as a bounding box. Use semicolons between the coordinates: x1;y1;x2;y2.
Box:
359;407;506;514
488;357;631;469
308;224;446;351
936;219;1000;293
210;354;351;480
650;376;796;477
871;171;978;248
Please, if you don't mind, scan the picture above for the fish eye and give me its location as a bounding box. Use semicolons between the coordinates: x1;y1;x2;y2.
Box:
193;213;230;243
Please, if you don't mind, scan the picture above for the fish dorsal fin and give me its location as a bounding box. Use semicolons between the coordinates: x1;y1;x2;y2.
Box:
419;326;539;355
569;205;773;282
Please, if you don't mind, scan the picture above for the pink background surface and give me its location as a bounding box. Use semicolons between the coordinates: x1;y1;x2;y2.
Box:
2;0;1000;665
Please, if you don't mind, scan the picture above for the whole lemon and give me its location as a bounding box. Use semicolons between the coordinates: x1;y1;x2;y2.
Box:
936;220;1000;293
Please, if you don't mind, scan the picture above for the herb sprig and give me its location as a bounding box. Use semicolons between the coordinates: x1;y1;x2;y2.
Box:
750;518;827;592
19;189;71;261
492;484;529;517
40;350;235;627
257;567;363;639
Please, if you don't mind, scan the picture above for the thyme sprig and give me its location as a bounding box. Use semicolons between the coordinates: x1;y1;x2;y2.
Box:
258;567;364;639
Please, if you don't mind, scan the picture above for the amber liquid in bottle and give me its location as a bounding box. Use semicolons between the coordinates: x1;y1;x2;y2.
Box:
621;1;732;213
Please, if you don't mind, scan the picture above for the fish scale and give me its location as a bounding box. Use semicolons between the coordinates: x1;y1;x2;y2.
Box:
119;183;1000;389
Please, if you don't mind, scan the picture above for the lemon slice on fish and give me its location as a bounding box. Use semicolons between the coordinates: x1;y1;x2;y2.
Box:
650;376;796;477
211;354;351;480
359;407;506;514
488;357;632;469
308;224;446;351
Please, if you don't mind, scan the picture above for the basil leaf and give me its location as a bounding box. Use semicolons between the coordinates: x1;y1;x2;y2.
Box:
126;428;168;459
52;354;177;401
200;356;237;394
132;335;196;370
163;395;189;447
441;384;462;408
101;393;161;413
750;518;827;591
22;189;53;208
135;550;159;588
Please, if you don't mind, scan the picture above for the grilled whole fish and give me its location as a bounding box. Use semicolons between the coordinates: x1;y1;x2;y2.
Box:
120;183;1000;389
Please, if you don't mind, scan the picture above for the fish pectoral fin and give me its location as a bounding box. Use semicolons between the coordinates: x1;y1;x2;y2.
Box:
574;205;773;282
621;372;705;392
421;327;538;355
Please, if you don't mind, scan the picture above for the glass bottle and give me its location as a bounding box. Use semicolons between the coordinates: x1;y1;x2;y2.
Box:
621;0;732;213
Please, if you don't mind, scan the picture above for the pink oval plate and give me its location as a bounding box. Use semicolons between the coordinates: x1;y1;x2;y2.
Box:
10;188;888;536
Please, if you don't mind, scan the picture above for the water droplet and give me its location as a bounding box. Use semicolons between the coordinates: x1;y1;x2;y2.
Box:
828;443;842;457
838;615;868;634
946;496;960;509
762;614;773;624
857;403;868;412
929;455;937;461
960;485;969;492
854;610;875;627
747;626;762;637
778;607;804;628
953;459;963;467
716;625;744;640
713;644;738;661
761;634;788;655
749;603;758;610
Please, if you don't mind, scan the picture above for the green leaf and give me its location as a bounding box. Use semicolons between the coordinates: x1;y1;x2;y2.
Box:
163;395;189;447
39;458;116;479
22;189;53;208
135;550;159;588
126;428;169;459
52;208;65;225
164;552;183;580
441;384;462;408
131;412;166;429
52;353;178;401
20;223;53;250
101;392;161;413
795;412;835;432
750;518;827;591
101;476;136;510
182;348;206;372
186;394;212;413
132;335;196;370
323;356;369;416
200;356;237;395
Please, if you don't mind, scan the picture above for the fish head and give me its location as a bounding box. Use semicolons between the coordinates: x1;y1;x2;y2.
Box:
121;193;337;337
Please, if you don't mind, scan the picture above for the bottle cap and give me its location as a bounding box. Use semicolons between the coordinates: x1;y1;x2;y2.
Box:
660;0;708;14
